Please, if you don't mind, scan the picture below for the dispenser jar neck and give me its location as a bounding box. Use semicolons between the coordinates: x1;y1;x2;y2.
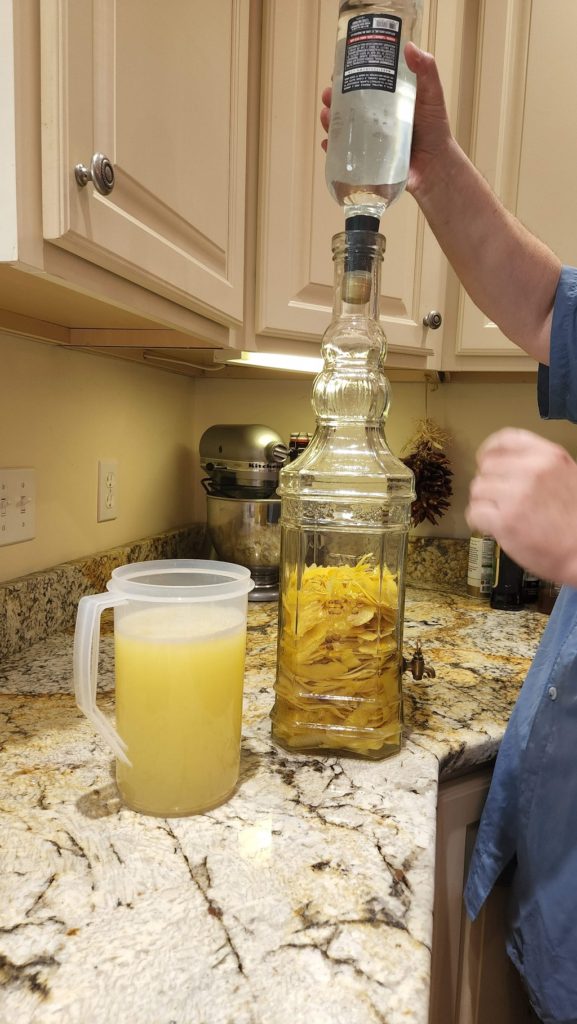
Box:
332;225;384;322
313;225;390;425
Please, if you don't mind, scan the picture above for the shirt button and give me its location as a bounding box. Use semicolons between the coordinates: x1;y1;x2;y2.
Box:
548;686;558;701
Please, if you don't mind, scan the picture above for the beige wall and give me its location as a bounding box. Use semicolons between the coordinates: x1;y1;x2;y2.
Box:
191;375;577;539
0;334;196;583
3;334;577;584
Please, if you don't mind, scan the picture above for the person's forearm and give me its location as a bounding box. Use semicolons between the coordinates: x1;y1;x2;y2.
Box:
412;139;562;365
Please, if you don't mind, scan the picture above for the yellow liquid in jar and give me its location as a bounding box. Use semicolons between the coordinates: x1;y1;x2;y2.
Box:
272;560;402;759
114;604;247;817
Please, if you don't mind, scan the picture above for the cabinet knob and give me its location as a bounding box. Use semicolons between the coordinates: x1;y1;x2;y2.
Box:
422;310;443;330
74;153;115;196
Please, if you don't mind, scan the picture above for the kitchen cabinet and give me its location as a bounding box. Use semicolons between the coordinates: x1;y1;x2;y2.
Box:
444;0;577;371
40;0;249;329
430;769;534;1024
256;0;577;375
0;0;246;353
2;0;576;375
255;0;461;370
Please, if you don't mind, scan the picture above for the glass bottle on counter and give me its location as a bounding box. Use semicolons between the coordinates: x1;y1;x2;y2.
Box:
537;579;561;615
467;531;495;598
271;218;415;760
522;570;539;604
325;0;424;220
288;433;312;461
490;546;525;610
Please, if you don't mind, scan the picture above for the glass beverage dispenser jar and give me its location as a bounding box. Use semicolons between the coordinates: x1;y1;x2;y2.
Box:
271;218;415;760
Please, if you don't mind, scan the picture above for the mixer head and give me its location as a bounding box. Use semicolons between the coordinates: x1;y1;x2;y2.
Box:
199;424;289;499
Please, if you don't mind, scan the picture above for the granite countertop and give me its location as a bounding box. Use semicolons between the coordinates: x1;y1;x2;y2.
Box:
0;585;547;1024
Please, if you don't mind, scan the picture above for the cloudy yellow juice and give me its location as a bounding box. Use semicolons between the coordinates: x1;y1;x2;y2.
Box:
114;604;247;816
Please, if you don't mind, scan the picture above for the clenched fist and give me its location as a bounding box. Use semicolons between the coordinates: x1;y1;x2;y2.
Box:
466;428;577;587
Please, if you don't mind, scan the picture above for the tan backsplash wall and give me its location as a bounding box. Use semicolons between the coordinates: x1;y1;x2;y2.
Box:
3;332;577;584
192;376;577;538
0;334;196;583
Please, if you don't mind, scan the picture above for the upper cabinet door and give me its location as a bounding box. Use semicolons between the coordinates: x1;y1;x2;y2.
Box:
40;0;249;327
450;0;533;365
256;0;458;367
516;1;577;273
450;0;577;369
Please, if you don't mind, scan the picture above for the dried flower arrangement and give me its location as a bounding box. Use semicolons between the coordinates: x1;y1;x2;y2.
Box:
401;418;453;527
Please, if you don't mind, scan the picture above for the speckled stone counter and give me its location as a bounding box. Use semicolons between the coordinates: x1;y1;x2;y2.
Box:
0;587;547;1024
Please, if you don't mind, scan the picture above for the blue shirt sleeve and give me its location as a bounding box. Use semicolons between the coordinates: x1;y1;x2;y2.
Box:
538;265;577;422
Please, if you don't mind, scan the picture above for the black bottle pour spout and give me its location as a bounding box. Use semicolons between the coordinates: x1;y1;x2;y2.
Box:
342;214;381;304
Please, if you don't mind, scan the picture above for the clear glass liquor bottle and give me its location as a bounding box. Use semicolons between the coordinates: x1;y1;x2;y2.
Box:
325;0;424;219
271;221;415;760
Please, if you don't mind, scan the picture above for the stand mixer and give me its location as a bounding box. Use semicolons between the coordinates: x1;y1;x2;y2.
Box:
199;424;289;601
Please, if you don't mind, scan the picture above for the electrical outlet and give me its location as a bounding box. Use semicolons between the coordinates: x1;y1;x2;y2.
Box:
97;460;118;522
0;468;36;546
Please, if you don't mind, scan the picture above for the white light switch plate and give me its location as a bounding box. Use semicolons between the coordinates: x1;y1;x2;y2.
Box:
0;468;36;546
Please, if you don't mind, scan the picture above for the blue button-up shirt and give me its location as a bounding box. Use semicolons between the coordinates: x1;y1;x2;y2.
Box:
464;266;577;1024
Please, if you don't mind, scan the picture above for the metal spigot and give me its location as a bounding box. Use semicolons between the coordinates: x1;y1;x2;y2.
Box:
402;639;436;681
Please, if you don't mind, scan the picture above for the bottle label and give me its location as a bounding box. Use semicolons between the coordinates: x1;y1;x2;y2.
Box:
342;14;402;94
467;535;495;593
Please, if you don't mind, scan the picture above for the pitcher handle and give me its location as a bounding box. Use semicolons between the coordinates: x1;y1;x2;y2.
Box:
73;593;131;765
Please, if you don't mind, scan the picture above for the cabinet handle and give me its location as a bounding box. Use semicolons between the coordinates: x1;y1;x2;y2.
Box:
74;153;115;196
422;310;443;330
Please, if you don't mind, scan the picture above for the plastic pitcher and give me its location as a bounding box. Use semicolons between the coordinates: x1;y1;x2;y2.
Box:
73;559;254;817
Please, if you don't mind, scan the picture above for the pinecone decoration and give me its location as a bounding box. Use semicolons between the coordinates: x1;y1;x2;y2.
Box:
401;419;453;527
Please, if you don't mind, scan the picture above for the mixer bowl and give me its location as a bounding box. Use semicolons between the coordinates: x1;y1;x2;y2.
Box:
206;495;281;601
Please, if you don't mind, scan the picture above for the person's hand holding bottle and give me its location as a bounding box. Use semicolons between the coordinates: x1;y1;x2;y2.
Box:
321;43;560;361
321;43;453;203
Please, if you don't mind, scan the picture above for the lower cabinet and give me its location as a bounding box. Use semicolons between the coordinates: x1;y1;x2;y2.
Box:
429;768;536;1024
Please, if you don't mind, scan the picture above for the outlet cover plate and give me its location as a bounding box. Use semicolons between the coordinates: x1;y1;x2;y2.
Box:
97;460;118;522
0;468;36;546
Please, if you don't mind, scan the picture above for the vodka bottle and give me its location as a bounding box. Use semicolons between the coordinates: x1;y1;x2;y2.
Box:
325;0;423;220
